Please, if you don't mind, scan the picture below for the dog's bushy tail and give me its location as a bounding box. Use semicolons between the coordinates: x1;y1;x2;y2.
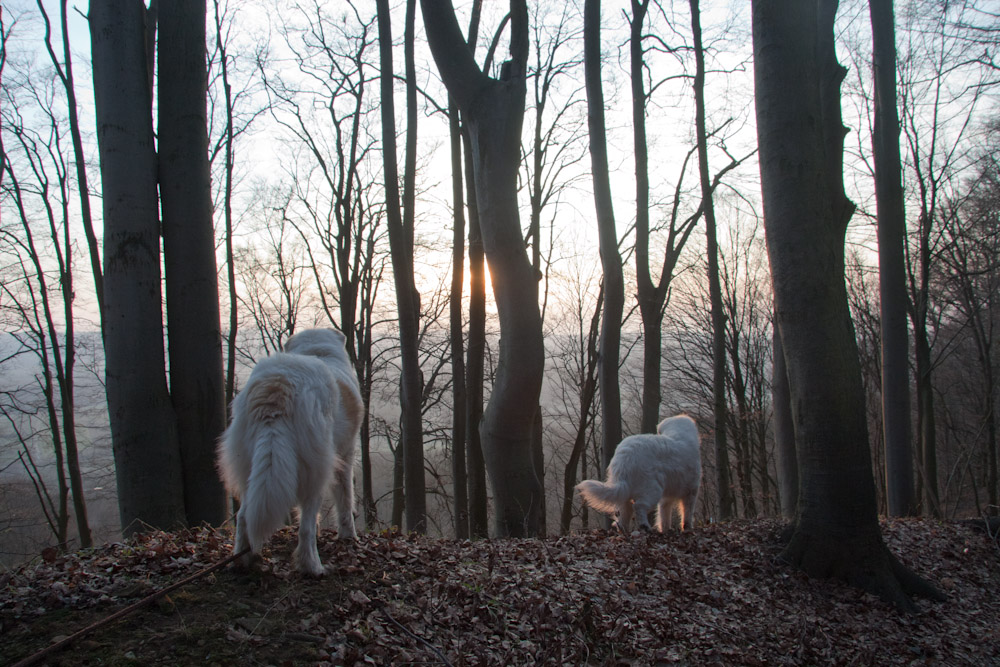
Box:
242;377;298;553
576;479;629;516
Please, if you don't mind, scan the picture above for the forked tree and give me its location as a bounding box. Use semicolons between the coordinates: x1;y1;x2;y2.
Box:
91;0;186;532
421;0;545;537
751;0;942;610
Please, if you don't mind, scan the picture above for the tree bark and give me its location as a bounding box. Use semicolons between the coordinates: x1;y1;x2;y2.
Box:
448;98;469;539
91;0;186;534
159;0;227;527
376;0;427;533
690;0;734;521
211;0;239;416
629;0;662;435
584;0;625;501
751;0;942;611
772;321;798;519
869;0;916;517
422;0;544;537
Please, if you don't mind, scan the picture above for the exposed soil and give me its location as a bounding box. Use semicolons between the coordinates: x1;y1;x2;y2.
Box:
2;518;998;666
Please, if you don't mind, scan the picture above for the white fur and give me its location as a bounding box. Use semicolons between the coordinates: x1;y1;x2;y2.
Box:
576;415;701;532
217;328;362;575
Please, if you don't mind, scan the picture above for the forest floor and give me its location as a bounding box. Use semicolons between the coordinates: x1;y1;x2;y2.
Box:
1;518;998;666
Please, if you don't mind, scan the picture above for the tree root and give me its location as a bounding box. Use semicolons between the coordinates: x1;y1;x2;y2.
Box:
781;528;945;614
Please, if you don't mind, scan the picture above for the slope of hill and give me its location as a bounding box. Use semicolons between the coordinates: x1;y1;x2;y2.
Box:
2;518;997;665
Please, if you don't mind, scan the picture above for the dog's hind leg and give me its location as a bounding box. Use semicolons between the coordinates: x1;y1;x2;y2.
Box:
679;491;698;531
293;496;324;576
633;501;655;531
657;497;675;532
331;459;357;539
233;509;255;568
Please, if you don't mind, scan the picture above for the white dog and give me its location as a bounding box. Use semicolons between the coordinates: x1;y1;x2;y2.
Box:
217;328;362;575
576;415;701;532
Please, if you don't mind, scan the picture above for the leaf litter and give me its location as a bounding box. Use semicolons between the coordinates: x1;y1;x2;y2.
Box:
1;518;998;665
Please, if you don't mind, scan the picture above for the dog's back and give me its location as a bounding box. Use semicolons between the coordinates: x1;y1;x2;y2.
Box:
218;328;361;574
577;414;701;532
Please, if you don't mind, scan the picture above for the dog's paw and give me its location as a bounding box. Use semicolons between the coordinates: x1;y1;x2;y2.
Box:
296;560;326;577
234;550;260;570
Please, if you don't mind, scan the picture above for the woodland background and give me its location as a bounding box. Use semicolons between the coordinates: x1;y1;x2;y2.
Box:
1;0;999;571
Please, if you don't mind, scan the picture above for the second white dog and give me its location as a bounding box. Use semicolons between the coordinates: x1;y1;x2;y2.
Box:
217;328;362;575
576;415;701;532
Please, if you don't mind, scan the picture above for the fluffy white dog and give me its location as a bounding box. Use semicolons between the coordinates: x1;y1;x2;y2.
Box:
217;328;362;575
576;415;701;532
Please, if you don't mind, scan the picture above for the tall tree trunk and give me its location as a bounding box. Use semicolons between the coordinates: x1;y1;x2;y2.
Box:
691;0;734;521
630;0;661;434
869;0;916;517
458;0;489;540
914;329;940;516
772;321;798;519
422;0;544;537
377;0;426;533
464;138;489;538
91;0;186;534
211;0;239;415
159;0;227;527
37;0;94;545
448;98;469;539
584;0;625;503
751;0;942;611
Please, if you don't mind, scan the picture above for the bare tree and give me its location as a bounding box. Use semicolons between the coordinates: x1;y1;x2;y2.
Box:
36;0;103;331
751;0;942;610
421;0;545;537
159;0;227;527
261;1;387;528
207;0;268;409
0;43;92;547
553;274;603;534
938;158;1000;515
690;0;734;521
583;0;625;525
898;0;991;517
447;96;469;538
376;0;427;533
869;0;916;517
523;0;588;536
90;0;186;533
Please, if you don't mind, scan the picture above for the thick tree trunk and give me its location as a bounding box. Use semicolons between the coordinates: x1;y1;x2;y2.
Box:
159;0;227;527
584;0;625;489
376;0;426;533
91;0;186;534
751;0;942;611
422;0;544;537
869;0;916;517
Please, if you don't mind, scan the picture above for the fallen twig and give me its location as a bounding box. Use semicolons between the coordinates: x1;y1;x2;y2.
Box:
12;546;251;667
